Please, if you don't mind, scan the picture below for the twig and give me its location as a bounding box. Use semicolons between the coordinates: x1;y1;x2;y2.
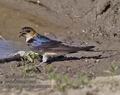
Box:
0;51;40;63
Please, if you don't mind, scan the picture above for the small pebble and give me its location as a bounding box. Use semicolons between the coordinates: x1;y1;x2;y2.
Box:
37;0;40;4
95;59;100;63
85;59;88;62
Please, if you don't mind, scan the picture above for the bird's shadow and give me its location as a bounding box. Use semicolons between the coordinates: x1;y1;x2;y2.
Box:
37;51;120;64
46;55;108;64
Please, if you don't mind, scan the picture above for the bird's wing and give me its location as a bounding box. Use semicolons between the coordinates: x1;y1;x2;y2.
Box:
27;33;62;46
35;40;62;48
35;41;95;53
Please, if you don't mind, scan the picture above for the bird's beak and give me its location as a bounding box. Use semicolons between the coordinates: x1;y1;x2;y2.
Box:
19;32;24;38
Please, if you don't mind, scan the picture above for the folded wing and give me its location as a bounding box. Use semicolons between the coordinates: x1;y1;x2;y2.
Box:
33;41;95;53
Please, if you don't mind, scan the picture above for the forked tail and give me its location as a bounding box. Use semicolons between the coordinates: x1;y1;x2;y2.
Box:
69;45;95;53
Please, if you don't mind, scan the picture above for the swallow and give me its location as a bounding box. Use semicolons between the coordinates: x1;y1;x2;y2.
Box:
19;26;95;64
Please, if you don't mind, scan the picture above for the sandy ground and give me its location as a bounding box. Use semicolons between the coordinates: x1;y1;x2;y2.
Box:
0;0;120;94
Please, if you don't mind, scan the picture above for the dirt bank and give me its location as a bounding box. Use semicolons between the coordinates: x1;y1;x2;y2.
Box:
0;0;120;95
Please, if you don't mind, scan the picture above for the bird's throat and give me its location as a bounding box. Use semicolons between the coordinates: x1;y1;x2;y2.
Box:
26;33;36;42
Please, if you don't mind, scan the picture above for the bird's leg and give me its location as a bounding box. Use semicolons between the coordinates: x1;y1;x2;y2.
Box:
42;54;49;63
36;53;49;67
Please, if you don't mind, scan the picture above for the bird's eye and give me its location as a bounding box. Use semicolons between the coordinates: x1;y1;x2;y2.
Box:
26;30;30;33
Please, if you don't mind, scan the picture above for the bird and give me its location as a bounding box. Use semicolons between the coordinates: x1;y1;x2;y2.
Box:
19;26;95;64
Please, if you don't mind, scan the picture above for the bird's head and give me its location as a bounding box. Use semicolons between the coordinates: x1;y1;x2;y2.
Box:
19;27;37;42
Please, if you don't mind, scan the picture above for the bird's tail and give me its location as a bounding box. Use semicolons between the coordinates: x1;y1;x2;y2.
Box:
78;46;95;51
68;45;95;53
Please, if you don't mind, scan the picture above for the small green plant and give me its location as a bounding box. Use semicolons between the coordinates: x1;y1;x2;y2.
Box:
57;74;72;91
18;51;41;76
23;51;39;63
48;72;60;81
20;63;39;77
48;72;91;91
77;73;90;85
110;64;118;75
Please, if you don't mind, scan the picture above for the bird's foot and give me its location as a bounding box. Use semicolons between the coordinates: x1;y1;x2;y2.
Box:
35;62;45;67
35;55;50;67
